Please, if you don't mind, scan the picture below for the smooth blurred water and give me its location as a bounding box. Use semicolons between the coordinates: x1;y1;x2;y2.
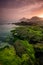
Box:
0;24;18;41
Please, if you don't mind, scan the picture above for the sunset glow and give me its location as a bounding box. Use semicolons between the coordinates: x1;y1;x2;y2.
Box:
38;15;43;18
0;0;43;20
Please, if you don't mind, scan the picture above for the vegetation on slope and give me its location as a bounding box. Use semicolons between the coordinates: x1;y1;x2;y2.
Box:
0;26;43;65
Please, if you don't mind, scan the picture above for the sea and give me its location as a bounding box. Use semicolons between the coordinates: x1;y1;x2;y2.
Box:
0;24;18;42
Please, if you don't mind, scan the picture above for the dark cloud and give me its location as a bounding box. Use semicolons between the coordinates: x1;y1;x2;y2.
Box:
0;0;43;8
0;0;33;8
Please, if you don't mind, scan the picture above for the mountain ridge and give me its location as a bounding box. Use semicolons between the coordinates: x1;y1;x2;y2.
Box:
15;16;43;25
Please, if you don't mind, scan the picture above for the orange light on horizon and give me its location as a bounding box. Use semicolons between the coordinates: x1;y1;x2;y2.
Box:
38;15;43;18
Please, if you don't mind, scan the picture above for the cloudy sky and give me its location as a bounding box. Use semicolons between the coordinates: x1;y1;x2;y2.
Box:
0;0;43;20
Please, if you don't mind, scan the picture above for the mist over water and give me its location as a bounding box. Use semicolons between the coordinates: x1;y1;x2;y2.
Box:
0;24;18;41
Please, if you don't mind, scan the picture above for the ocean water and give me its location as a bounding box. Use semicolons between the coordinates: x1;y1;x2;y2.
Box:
0;24;18;41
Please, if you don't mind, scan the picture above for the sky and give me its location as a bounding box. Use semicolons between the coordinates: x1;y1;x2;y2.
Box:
0;0;43;20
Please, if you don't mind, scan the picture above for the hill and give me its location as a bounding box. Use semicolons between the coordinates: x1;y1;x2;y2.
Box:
15;16;43;26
